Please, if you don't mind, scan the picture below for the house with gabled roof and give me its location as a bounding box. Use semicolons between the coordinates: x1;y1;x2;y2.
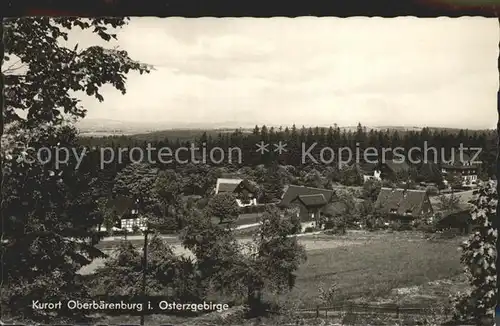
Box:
279;185;335;222
440;149;481;188
355;162;382;183
105;195;146;232
214;178;259;207
431;190;478;234
215;178;243;194
434;207;474;234
355;159;411;183
380;159;411;180
375;187;433;222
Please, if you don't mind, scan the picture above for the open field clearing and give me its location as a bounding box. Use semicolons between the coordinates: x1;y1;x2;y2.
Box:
77;231;467;325
82;231;466;304
282;232;465;309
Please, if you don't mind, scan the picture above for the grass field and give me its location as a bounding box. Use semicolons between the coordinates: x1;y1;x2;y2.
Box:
73;231;469;325
281;231;466;309
90;231;468;326
91;230;466;308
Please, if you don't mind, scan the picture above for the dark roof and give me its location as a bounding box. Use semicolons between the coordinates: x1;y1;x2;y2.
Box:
355;160;409;175
382;160;410;174
440;149;481;166
356;162;379;174
215;178;243;193
295;194;328;207
215;178;258;194
280;185;335;207
436;209;472;228
441;149;471;163
441;164;479;171
417;161;441;174
106;196;135;216
237;179;258;193
430;190;475;211
218;183;239;193
375;187;430;216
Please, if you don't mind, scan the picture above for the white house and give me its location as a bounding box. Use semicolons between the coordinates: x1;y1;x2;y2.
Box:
363;170;382;183
214;178;259;207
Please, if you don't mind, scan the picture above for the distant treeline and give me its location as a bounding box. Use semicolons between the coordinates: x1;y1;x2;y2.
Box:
78;123;497;176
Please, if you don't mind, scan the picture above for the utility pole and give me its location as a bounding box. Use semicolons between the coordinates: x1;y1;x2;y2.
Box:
137;197;149;326
140;225;149;326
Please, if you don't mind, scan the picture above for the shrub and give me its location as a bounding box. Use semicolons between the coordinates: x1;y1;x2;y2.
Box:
323;215;347;233
317;282;337;306
451;181;497;323
323;219;335;230
92;235;205;303
364;215;388;231
415;223;437;234
411;217;437;233
389;220;411;231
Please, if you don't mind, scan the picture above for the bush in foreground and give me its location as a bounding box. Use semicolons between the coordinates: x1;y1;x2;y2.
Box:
451;181;497;325
92;235;205;304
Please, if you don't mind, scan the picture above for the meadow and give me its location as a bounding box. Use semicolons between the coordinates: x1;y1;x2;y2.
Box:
284;231;465;309
95;231;468;325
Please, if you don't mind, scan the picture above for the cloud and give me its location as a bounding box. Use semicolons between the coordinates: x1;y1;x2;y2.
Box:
71;17;498;129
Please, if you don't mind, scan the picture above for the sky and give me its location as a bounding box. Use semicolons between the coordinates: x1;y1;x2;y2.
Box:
68;17;498;129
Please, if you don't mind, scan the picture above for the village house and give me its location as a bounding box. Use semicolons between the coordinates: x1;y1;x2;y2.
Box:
104;196;146;232
356;159;410;183
434;209;474;234
356;162;382;183
440;149;480;188
379;159;411;181
279;185;335;229
214;178;259;207
430;190;477;234
374;187;433;223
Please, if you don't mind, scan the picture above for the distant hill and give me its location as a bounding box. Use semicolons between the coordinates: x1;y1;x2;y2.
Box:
76;118;166;136
76;119;492;140
76;118;258;137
